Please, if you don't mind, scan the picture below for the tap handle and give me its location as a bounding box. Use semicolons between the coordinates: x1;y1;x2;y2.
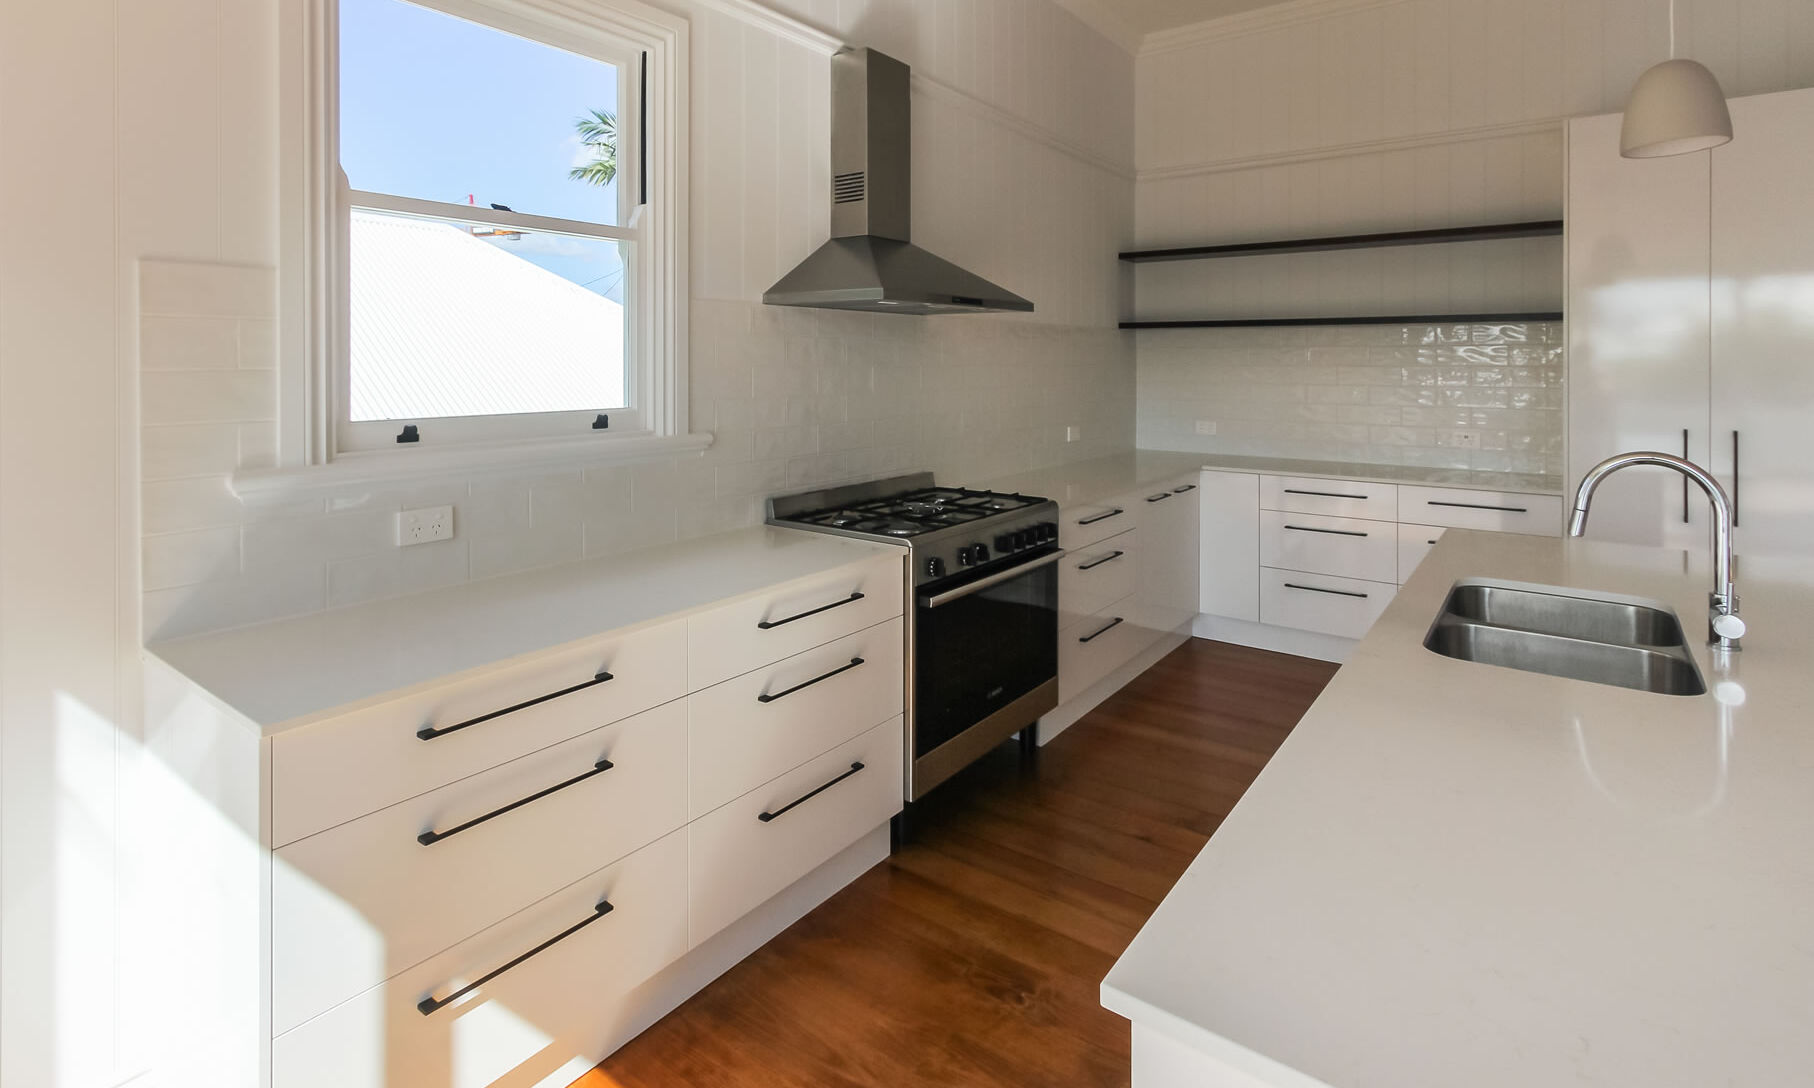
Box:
1712;611;1747;641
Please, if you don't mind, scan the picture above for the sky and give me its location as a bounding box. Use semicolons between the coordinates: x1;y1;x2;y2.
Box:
339;0;626;300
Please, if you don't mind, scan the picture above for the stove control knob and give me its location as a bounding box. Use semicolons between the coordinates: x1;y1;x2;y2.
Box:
1039;521;1058;542
1014;529;1033;549
994;533;1015;554
924;556;946;578
956;547;976;568
973;543;990;563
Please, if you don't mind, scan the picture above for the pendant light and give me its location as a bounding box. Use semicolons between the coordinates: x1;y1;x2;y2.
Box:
1620;0;1732;158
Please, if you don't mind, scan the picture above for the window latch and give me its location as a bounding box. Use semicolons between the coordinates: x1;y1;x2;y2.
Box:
592;414;609;430
397;424;420;443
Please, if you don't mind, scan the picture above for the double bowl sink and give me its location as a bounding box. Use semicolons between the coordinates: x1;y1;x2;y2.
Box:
1425;580;1706;696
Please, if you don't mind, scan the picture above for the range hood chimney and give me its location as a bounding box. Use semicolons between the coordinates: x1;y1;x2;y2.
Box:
762;48;1034;316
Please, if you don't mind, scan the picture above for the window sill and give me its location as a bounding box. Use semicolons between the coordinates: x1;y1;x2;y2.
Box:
231;430;715;498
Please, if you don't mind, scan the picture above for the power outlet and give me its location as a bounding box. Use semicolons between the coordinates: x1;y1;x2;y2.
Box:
1065;425;1081;443
1195;420;1218;436
396;505;454;546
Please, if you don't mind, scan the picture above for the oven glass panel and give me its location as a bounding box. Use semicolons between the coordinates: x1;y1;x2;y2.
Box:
913;560;1058;758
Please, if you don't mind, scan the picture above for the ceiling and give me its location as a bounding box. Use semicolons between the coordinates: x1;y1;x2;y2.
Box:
1109;0;1301;35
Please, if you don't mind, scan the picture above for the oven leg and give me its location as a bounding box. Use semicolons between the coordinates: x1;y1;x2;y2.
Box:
1019;723;1040;763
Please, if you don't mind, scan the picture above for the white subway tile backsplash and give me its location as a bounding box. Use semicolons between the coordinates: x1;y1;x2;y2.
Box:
140;316;239;370
139;259;276;318
142;527;239;590
142;423;238;479
142;369;276;424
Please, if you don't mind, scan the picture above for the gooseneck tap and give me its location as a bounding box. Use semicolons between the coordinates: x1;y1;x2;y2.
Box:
1569;451;1745;651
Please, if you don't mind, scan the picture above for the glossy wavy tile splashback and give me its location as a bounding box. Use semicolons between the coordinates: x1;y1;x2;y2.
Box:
1136;321;1564;476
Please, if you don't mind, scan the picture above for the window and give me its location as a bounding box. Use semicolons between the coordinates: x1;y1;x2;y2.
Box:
280;0;691;470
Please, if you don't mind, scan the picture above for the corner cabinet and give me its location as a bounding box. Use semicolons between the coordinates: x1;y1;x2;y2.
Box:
1567;87;1814;559
1198;469;1561;656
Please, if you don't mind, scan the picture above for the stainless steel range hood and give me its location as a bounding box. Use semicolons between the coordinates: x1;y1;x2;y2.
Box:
762;48;1034;316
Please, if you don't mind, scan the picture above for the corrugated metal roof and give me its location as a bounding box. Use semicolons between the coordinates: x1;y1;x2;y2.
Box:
349;209;626;421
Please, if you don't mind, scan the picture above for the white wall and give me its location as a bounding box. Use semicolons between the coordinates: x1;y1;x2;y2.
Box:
0;1;1136;1086
1131;0;1814;473
137;0;1138;641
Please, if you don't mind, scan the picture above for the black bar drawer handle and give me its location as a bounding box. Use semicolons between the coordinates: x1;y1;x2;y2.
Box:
1283;582;1369;599
759;762;864;823
1077;550;1125;571
1145;492;1172;503
757;591;865;630
1283;488;1368;500
417;898;614;1016
1077;508;1124;526
756;657;864;704
1425;499;1527;513
417;670;614;741
1171;484;1197;494
417;757;615;846
1079;616;1124;643
1284;524;1368;538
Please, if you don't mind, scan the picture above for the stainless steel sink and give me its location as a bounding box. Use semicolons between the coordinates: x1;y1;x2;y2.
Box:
1425;580;1706;697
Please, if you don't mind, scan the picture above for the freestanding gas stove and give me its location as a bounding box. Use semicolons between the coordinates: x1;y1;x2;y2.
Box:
768;473;1062;818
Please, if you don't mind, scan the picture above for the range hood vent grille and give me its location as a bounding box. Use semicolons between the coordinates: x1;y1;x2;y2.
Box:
762;47;1033;316
833;171;866;204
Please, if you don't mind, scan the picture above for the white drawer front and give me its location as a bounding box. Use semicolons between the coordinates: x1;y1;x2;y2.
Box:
1259;510;1397;583
1058;501;1134;551
1059;603;1151;704
273;828;688;1088
1259;475;1399;521
1397;485;1563;536
271;699;686;1036
687;554;904;692
1259;568;1397;639
1060;528;1139;626
1397;523;1448;583
688;617;904;820
273;618;687;846
688;717;902;947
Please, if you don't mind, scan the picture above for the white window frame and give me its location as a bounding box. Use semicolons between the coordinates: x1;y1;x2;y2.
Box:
269;0;699;489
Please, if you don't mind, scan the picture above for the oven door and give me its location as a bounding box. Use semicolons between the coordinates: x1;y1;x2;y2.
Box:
913;548;1062;761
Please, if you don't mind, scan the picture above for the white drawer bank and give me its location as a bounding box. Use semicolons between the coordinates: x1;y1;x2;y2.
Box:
1042;472;1202;743
1200;470;1562;660
142;529;907;1088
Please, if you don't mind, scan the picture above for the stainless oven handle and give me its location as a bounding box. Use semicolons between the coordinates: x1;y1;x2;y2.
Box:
920;550;1067;609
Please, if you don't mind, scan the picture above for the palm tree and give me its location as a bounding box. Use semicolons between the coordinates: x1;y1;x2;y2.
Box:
569;109;617;187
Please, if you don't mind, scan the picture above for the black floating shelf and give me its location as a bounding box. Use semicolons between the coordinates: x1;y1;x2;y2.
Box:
1119;220;1564;263
1120;311;1564;330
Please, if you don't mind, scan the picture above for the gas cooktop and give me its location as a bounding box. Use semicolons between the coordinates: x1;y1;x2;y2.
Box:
767;473;1059;586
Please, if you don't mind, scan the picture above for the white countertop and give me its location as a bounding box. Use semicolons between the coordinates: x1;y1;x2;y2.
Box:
149;526;903;733
980;450;1561;509
1101;530;1814;1087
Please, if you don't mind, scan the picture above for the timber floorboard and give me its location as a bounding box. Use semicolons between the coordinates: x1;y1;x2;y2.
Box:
575;638;1339;1088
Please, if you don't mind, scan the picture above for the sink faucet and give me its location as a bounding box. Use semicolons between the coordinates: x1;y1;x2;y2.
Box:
1569;452;1745;652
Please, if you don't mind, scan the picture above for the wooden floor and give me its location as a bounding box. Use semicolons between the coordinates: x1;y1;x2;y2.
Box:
577;639;1339;1088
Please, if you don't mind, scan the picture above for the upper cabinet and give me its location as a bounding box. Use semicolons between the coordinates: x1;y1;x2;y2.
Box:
1567;88;1814;560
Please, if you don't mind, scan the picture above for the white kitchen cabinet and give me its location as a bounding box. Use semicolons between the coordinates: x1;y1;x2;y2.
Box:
1567;87;1814;560
1259;510;1398;584
1709;90;1814;558
1198;470;1259;622
1201;468;1557;647
1258;568;1396;640
274;829;691;1088
1060;527;1140;628
1136;477;1201;635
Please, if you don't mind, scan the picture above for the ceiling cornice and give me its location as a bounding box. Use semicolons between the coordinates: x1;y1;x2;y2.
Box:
1048;0;1144;55
1140;0;1402;56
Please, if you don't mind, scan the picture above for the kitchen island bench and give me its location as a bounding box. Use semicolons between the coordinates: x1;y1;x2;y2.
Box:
1102;528;1814;1088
